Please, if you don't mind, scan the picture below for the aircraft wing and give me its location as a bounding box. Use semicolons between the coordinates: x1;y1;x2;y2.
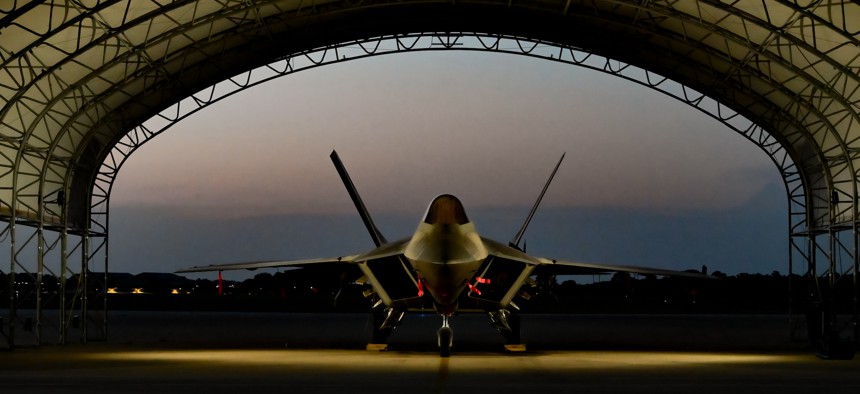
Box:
176;255;361;273
534;257;714;279
175;238;413;274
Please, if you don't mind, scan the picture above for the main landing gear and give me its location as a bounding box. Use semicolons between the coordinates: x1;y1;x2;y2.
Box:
367;308;404;350
489;309;525;351
437;315;453;358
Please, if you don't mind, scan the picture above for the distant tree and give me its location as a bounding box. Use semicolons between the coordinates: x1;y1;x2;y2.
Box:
610;272;630;283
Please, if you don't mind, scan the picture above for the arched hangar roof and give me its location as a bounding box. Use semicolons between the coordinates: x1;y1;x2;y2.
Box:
0;1;858;232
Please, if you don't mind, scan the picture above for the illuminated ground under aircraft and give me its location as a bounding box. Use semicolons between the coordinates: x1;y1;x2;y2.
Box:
178;151;711;357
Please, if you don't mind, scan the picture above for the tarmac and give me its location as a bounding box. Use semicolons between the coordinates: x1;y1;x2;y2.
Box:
1;313;858;393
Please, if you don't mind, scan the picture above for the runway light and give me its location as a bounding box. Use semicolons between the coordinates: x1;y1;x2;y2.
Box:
107;288;118;294
132;288;144;294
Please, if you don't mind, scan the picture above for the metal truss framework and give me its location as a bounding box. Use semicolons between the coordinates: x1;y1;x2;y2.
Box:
0;1;858;353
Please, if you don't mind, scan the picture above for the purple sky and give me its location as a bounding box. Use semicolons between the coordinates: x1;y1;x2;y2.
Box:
108;51;786;276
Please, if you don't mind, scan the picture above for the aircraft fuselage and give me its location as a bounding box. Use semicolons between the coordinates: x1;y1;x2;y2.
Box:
404;195;488;311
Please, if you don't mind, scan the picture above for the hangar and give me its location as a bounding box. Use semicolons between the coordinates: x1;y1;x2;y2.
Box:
0;1;857;354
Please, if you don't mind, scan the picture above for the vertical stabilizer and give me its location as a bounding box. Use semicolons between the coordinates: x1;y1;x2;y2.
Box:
509;153;565;250
330;150;388;247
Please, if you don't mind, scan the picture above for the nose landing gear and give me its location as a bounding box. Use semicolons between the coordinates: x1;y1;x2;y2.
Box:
437;315;453;358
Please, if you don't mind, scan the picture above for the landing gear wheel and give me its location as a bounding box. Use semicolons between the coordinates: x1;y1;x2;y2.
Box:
437;326;453;358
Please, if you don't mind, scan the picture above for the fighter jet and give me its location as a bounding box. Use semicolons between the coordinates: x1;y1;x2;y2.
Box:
178;150;711;357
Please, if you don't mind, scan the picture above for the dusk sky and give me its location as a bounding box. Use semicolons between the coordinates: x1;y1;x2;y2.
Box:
108;51;786;278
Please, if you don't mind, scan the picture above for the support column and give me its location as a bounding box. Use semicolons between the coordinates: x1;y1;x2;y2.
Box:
8;219;15;348
59;228;67;345
103;233;109;341
35;224;43;347
829;227;838;342
81;233;88;344
789;232;804;341
808;231;821;344
850;174;860;350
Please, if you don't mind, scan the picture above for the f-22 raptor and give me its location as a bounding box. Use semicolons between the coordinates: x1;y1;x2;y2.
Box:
178;151;710;357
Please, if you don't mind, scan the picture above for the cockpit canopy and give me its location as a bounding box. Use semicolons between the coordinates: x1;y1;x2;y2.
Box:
423;194;469;225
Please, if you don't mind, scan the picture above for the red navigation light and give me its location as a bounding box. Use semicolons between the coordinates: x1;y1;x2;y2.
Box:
417;276;424;297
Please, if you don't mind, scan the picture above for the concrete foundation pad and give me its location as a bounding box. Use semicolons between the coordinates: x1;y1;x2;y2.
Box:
366;343;388;351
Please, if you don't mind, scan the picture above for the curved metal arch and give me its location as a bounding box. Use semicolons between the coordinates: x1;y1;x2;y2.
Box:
0;1;855;232
5;1;851;242
87;32;806;232
568;1;860;174
622;1;858;231
12;4;254;162
622;1;860;228
698;1;860;185
2;0;273;229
